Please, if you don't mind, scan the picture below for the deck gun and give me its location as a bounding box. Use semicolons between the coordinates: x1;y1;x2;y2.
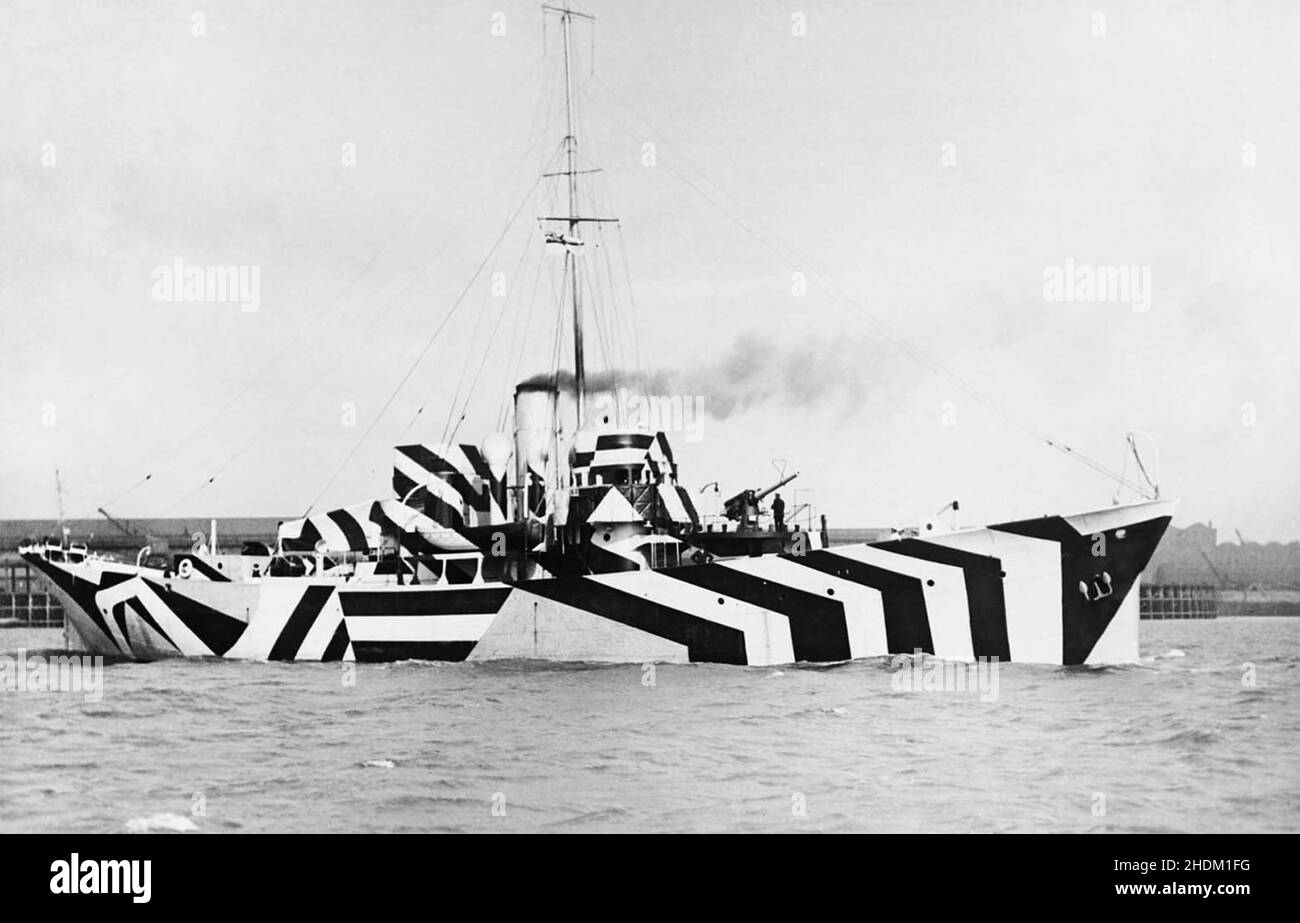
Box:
723;472;799;527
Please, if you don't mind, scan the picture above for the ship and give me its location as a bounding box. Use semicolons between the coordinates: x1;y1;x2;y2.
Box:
19;2;1175;668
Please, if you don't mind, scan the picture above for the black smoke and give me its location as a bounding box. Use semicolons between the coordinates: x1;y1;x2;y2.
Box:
517;332;903;420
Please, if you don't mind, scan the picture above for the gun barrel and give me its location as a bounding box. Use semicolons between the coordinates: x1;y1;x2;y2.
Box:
754;471;799;502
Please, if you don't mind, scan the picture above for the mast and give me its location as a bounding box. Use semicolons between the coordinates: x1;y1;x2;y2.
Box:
55;468;65;543
561;0;585;427
543;1;596;429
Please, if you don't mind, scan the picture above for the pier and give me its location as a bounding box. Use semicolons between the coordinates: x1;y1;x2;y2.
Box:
0;561;64;626
1139;583;1217;620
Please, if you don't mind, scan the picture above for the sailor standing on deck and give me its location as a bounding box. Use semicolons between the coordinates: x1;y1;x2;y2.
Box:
771;493;786;532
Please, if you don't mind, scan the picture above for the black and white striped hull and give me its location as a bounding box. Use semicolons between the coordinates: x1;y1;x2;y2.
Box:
23;499;1174;667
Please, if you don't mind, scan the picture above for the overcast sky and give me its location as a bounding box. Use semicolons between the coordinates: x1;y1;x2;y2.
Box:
2;0;1297;540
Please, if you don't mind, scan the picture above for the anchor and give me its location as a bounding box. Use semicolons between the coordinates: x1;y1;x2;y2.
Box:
1078;571;1113;602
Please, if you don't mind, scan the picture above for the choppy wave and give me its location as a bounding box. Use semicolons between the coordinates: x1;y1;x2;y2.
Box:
125;812;199;833
2;617;1298;833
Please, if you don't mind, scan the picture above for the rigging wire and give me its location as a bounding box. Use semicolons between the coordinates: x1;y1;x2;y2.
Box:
598;223;636;378
446;229;535;444
160;224;492;517
615;223;644;377
497;233;548;432
547;259;569;387
154;134;569;515
578;254;609;386
440;253;499;441
433;55;571;445
98;54;561;515
399;405;424;440
100;186;445;512
299;174;544;518
444;206;539;441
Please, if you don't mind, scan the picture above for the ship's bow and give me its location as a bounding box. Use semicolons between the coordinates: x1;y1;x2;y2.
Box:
988;498;1177;665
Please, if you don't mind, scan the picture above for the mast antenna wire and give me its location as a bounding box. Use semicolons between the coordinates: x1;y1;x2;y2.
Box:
300;174;544;518
585;79;1151;499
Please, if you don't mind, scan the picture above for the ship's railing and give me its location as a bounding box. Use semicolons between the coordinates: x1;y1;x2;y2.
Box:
17;541;108;565
278;545;493;584
401;550;492;585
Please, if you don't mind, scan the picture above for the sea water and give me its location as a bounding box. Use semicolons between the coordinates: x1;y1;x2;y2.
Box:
1;619;1296;833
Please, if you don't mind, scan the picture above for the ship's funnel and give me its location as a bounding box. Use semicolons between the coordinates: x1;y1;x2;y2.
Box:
514;385;557;518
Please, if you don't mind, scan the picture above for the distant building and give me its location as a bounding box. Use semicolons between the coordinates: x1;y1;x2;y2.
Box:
1145;522;1300;589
